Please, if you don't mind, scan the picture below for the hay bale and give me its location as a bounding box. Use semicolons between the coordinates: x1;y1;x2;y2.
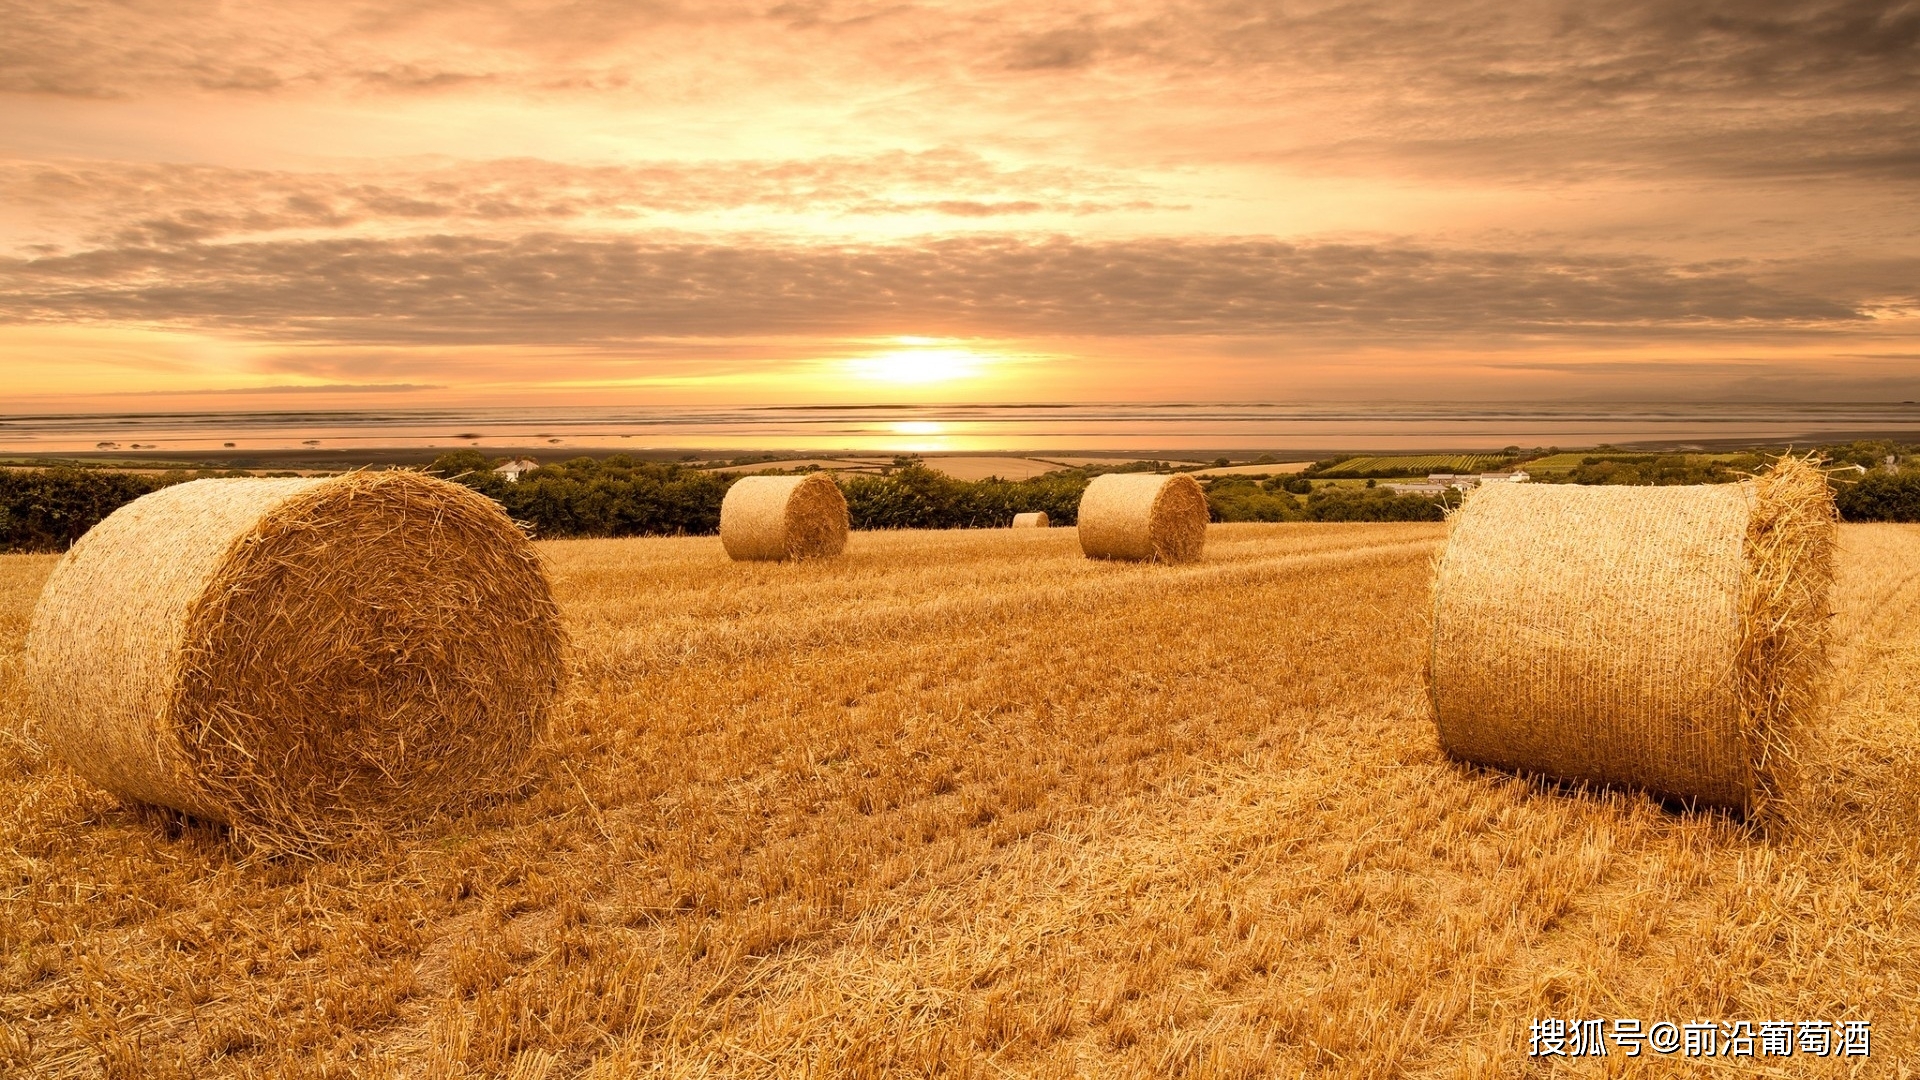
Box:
24;471;566;851
1427;458;1836;815
1011;512;1050;529
721;474;849;561
1077;473;1208;563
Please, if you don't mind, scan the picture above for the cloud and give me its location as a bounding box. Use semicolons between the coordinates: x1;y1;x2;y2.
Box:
1004;28;1102;71
0;233;1865;344
3;0;1911;410
122;381;446;395
3;2;1912;186
9;1;1912;106
0;152;1169;247
0;0;719;98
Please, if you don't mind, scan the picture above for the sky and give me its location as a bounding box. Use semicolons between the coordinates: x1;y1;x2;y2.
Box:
2;0;1917;411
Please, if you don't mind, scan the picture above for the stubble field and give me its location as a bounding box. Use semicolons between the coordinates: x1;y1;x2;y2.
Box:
3;522;1920;1077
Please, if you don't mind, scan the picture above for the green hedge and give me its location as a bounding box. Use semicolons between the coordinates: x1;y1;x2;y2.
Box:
0;467;193;552
1204;476;1453;523
439;452;731;538
840;466;1089;529
1834;471;1920;522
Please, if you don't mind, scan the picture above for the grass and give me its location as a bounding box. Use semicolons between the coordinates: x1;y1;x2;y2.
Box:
3;523;1919;1076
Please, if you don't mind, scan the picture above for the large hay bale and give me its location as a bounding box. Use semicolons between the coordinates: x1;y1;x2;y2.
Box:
1011;512;1050;529
1077;473;1209;563
25;471;566;851
1428;459;1836;815
721;474;849;561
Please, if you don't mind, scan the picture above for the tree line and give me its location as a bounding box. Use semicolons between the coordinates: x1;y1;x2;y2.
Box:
2;447;1916;552
423;451;1459;531
0;467;249;553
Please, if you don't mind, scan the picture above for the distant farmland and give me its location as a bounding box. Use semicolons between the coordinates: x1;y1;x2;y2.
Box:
1522;451;1756;474
1315;454;1510;477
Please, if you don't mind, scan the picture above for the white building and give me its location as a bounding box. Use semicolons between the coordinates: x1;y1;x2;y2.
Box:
494;458;540;482
1393;470;1528;496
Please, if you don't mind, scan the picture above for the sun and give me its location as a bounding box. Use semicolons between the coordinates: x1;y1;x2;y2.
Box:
844;340;990;385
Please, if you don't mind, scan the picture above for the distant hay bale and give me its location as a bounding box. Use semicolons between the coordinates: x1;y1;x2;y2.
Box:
1011;512;1050;529
24;472;566;851
1077;473;1209;563
1428;458;1836;816
721;474;849;561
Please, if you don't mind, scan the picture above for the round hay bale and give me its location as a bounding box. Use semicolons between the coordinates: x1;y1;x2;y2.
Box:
1077;473;1209;563
1011;512;1050;529
720;474;849;561
1427;458;1836;816
24;471;566;851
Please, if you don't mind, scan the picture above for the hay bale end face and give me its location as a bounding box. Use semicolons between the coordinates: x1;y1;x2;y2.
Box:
1011;512;1050;528
25;472;566;851
1427;458;1836;815
721;473;850;561
1077;473;1209;563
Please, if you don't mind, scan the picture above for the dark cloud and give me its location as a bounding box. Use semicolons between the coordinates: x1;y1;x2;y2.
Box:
0;233;1864;344
1072;1;1920;99
8;1;1911;103
1020;0;1920;182
1004;28;1102;71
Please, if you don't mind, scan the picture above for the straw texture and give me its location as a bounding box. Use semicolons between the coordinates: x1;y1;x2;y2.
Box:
720;474;849;561
1427;459;1836;815
25;471;566;851
1011;512;1050;529
1077;473;1208;563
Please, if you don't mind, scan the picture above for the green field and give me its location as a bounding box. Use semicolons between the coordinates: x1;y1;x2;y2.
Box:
1318;454;1508;477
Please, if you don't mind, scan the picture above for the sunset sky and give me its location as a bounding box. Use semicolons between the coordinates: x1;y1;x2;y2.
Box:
3;0;1917;411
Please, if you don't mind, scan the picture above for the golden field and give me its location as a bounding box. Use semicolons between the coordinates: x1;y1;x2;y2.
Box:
3;522;1919;1077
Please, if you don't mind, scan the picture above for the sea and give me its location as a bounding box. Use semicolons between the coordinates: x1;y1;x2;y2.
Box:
3;403;1917;458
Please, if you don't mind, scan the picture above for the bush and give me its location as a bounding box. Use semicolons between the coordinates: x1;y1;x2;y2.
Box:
1557;454;1761;486
1206;478;1303;522
432;453;730;538
430;456;1094;537
0;468;194;552
1834;471;1920;522
1303;487;1451;522
1205;477;1451;522
841;465;1088;529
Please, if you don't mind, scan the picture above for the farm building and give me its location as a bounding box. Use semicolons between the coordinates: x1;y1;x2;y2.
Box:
1388;470;1529;495
494;458;540;482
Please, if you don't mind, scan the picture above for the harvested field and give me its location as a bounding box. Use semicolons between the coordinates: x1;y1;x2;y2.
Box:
1035;457;1209;470
1320;455;1509;476
1190;462;1313;477
3;523;1920;1076
921;457;1070;481
701;458;1073;480
704;459;891;475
